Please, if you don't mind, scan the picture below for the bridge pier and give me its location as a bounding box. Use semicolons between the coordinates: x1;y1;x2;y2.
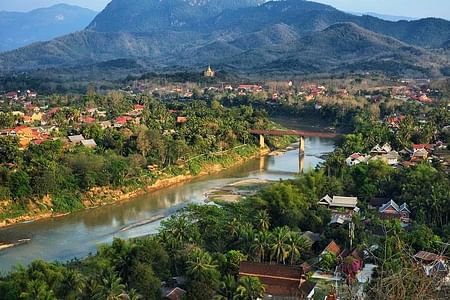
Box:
299;136;305;155
299;153;305;174
259;134;265;149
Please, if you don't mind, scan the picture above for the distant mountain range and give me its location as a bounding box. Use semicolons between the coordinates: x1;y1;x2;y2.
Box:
1;0;450;77
350;12;418;22
0;4;97;52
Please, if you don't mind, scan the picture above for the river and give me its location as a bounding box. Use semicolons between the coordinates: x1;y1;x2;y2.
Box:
0;125;335;273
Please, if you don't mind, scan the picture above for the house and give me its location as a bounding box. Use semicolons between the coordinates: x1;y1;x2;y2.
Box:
378;200;410;223
414;251;449;278
133;104;145;111
27;90;38;98
115;116;132;127
318;195;358;210
370;143;392;156
163;287;186;300
412;144;434;152
176;116;188;124
68;135;85;144
385;151;401;165
239;261;316;300
81;139;97;148
238;84;263;94
412;148;429;160
345;153;369;166
321;240;342;257
6;92;18;101
98;121;112;129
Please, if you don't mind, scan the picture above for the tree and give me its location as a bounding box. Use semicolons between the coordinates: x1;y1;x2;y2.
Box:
94;270;125;300
0;136;20;164
235;276;265;300
215;275;238;300
186;249;220;283
255;210;270;231
270;227;290;264
10;170;32;199
129;263;161;300
287;233;310;265
58;269;85;300
20;280;57;300
319;252;337;272
251;231;271;263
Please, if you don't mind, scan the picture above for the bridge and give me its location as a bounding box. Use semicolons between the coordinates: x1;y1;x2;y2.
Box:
249;129;338;154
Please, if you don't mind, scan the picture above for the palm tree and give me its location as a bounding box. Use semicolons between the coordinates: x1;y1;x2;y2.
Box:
251;231;271;263
236;222;255;253
20;280;56;300
236;276;265;300
270;227;290;264
82;278;101;300
94;270;126;300
59;269;85;300
215;275;238;300
186;249;219;282
286;232;311;265
256;210;270;231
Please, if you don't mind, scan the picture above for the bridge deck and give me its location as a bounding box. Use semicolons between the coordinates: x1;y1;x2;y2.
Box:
250;129;338;139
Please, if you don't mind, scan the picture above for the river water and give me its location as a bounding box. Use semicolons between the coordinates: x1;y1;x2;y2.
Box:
0;131;335;273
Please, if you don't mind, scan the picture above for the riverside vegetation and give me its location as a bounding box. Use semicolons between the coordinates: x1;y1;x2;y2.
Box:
0;98;449;299
0;95;294;224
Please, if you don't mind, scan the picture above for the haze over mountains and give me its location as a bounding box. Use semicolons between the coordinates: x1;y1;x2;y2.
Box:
0;4;97;52
1;0;450;77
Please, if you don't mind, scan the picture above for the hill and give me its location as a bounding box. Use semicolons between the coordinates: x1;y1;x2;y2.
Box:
1;0;450;77
0;4;97;52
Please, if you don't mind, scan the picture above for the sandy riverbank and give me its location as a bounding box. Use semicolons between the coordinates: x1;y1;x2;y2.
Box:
0;148;270;229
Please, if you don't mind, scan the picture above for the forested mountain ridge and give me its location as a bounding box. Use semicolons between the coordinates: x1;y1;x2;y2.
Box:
1;0;450;77
0;4;97;52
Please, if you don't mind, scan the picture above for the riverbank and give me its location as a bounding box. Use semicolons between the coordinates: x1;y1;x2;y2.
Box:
0;145;270;229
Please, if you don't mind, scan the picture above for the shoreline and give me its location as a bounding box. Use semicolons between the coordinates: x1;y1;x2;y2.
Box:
0;147;270;230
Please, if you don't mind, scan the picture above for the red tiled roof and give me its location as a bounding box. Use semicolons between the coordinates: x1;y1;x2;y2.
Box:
239;261;314;298
324;240;341;256
165;287;186;300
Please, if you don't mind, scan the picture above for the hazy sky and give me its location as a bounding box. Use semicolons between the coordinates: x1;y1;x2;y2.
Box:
0;0;449;19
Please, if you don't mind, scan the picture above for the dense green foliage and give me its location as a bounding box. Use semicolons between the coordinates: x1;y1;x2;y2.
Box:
0;96;278;218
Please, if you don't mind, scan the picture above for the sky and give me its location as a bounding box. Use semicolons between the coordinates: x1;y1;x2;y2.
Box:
0;0;449;20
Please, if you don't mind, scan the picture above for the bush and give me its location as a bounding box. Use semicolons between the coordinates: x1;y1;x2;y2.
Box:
52;192;83;212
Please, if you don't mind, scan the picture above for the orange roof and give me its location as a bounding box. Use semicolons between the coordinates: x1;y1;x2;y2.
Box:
324;240;341;256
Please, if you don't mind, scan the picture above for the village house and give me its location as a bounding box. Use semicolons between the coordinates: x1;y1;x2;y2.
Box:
345;153;370;166
238;84;263;94
370;143;392;156
378;199;411;223
318;195;358;210
414;251;449;280
68;135;86;144
163;287;186;300
26;90;38;98
81;139;97;148
6;91;18;101
320;240;364;282
239;261;316;300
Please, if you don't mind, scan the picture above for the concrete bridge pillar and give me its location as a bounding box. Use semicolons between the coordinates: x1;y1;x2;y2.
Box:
299;136;305;155
259;134;265;149
299;153;305;174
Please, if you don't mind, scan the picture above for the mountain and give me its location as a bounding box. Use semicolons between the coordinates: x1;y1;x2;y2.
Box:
350;12;418;22
1;0;450;77
0;4;97;52
87;0;265;32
